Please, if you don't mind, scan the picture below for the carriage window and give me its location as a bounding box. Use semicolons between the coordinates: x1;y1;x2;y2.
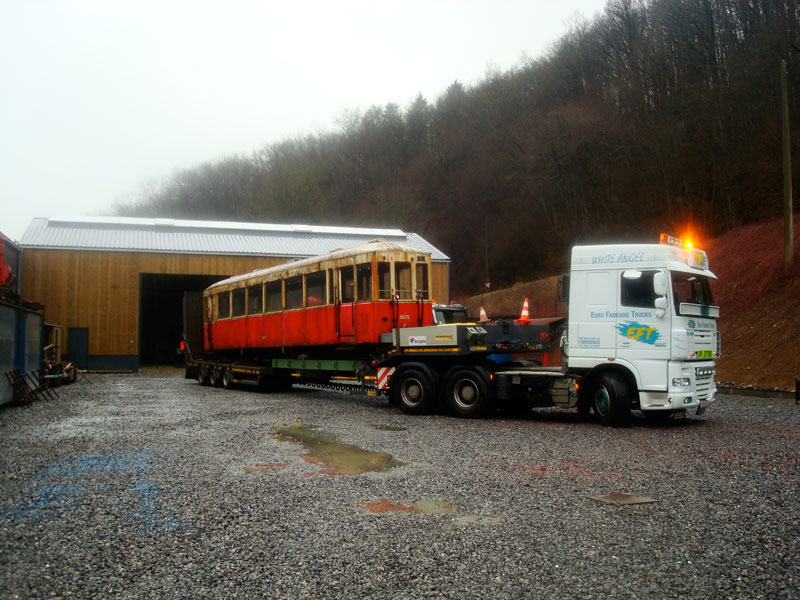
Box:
218;292;230;319
285;276;303;309
378;262;391;299
266;280;282;312
232;288;246;317
416;263;429;299
248;284;263;314
306;271;326;307
395;262;412;299
340;267;355;302
356;263;372;301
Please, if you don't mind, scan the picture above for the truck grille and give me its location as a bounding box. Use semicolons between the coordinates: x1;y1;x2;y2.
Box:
695;366;715;400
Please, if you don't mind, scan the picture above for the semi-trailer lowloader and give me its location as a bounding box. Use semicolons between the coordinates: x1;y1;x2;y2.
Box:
184;237;719;425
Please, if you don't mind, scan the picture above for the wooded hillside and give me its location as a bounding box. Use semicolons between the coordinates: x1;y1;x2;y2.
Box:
118;0;800;294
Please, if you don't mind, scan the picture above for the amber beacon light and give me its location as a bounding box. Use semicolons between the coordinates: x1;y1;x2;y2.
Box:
659;233;693;249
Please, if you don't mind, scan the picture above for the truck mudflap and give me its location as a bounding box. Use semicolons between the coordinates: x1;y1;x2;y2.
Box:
377;367;395;390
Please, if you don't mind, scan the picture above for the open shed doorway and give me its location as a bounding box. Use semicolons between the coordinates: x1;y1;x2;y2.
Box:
139;274;227;366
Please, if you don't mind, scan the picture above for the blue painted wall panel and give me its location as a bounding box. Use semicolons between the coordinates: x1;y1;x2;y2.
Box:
0;304;14;405
0;302;43;406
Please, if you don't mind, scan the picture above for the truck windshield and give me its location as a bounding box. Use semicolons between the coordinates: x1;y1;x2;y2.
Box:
671;272;714;315
434;308;469;324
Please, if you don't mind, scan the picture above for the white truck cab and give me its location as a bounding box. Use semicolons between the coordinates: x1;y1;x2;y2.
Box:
567;236;719;423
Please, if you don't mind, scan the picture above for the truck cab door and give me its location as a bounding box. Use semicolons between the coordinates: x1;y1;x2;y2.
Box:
568;270;617;361
615;269;670;390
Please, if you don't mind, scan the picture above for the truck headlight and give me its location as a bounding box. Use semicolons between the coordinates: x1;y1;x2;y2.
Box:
672;377;691;387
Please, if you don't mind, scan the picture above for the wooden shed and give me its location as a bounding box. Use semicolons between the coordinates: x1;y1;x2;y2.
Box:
19;217;450;371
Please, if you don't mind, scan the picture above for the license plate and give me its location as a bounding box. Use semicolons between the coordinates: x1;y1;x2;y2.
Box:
696;350;713;359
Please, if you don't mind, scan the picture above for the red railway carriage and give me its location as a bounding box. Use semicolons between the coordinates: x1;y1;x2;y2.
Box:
203;242;435;353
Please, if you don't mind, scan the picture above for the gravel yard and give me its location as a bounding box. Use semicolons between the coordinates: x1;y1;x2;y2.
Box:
1;372;799;599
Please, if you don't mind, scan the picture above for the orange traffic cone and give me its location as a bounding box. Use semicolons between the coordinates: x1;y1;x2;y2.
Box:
518;298;530;324
479;307;489;323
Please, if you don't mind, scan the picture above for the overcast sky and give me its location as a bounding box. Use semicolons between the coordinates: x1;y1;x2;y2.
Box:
1;0;607;241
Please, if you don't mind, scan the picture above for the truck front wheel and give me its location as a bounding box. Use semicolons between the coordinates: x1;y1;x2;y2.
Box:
444;368;490;418
392;368;436;415
592;374;631;427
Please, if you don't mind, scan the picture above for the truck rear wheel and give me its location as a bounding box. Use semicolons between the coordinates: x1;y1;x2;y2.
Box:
392;368;436;415
198;365;210;386
221;368;234;389
444;368;490;418
209;368;222;388
592;374;631;426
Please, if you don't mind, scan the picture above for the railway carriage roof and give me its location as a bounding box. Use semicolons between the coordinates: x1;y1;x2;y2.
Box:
207;241;425;290
20;217;448;261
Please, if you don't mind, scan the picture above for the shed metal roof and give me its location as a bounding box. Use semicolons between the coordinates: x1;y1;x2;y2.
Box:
20;217;449;261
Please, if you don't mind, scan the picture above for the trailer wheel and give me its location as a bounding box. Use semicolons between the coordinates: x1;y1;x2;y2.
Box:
209;368;222;388
392;368;436;415
444;368;490;418
592;374;631;426
198;366;210;386
221;368;234;389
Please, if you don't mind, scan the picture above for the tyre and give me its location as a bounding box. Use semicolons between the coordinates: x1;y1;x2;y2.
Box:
592;373;632;427
221;368;234;389
198;365;210;386
391;368;437;415
444;368;490;418
209;367;222;388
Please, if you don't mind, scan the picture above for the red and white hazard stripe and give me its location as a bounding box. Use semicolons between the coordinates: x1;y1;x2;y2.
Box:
376;367;395;390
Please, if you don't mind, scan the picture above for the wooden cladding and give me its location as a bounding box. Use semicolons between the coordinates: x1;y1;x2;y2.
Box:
21;250;283;357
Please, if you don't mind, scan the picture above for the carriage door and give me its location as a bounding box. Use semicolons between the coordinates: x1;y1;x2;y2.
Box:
204;295;214;351
336;266;356;340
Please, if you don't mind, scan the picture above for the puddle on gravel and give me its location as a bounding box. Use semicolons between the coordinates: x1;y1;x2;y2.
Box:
360;500;421;513
412;500;456;514
359;499;455;514
273;424;405;475
358;498;501;525
368;424;408;432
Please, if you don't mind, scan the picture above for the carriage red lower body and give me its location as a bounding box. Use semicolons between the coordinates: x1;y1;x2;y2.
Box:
205;299;433;352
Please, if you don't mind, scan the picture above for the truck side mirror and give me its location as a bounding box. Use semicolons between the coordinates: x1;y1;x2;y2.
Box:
653;272;667;296
654;296;668;318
